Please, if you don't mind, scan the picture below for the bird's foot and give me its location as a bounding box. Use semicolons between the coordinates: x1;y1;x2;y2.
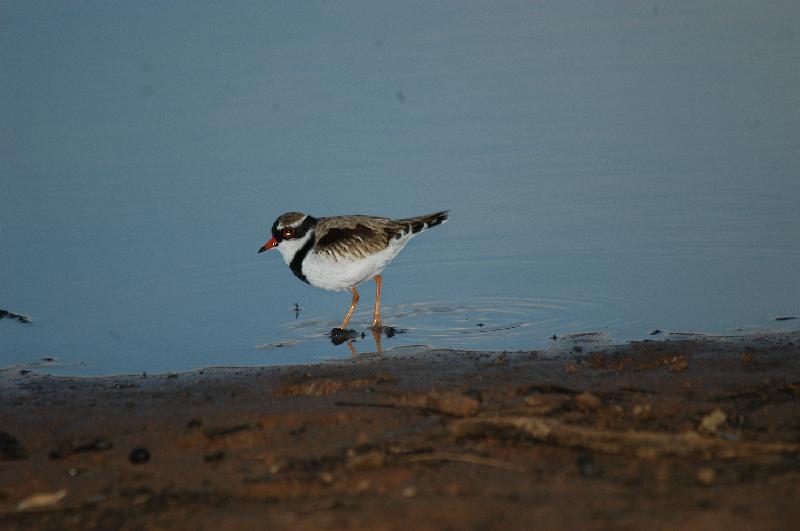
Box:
330;327;358;345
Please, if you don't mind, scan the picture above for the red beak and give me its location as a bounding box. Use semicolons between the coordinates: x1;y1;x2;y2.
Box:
258;237;278;253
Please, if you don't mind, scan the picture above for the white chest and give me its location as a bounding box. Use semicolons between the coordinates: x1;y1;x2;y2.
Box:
301;239;408;291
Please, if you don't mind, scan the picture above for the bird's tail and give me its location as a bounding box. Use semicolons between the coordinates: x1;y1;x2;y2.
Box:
396;210;449;235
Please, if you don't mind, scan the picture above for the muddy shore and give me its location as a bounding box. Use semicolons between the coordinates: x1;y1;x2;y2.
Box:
1;332;799;530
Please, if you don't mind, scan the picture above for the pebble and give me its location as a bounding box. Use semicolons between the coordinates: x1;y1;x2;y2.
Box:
203;451;225;462
697;467;716;485
401;486;417;498
129;447;150;464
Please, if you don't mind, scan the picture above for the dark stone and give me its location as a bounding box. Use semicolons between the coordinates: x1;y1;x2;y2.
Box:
0;431;27;460
203;451;225;462
49;437;113;459
577;453;601;478
129;447;150;464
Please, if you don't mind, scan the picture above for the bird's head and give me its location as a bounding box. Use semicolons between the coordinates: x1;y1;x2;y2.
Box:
259;212;316;263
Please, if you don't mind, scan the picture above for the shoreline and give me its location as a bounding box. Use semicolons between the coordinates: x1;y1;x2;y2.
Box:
2;331;799;529
5;319;800;378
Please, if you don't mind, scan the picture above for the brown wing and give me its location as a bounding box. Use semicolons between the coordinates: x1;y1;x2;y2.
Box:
314;216;405;261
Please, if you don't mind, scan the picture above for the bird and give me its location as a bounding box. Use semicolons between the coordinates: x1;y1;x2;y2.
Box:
258;211;449;331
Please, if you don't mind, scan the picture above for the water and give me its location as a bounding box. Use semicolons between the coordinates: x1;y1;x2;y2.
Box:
2;1;799;375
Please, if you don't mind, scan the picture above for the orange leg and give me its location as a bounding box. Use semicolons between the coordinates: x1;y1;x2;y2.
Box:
339;287;359;330
370;275;382;330
371;326;383;353
346;341;358;357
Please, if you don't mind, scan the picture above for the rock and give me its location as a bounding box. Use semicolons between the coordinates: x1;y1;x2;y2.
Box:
699;409;727;435
129;447;150;464
203;451;225;462
632;403;652;418
390;389;481;417
523;395;564;415
696;467;716;485
401;486;417;498
577;454;601;477
575;392;601;410
425;390;481;417
0;431;27;460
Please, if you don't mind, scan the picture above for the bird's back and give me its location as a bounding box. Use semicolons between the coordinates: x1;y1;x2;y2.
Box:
313;211;449;262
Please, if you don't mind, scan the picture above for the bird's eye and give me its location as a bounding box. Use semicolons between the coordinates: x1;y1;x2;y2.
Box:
282;228;295;239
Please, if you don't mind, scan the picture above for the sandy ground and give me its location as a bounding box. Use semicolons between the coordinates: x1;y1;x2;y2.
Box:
1;332;799;530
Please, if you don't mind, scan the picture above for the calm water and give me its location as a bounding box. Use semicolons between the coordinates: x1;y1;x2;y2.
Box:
2;2;799;375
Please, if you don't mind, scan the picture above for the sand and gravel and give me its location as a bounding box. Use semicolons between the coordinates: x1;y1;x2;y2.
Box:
2;332;799;530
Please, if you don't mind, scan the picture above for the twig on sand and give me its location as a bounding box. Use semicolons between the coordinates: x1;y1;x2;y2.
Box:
336;389;480;417
402;452;524;472
451;416;800;459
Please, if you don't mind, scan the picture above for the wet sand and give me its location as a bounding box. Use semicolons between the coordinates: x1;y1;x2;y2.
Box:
2;332;799;530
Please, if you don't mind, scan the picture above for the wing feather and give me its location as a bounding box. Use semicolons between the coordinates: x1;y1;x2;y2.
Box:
314;212;448;261
314;216;403;260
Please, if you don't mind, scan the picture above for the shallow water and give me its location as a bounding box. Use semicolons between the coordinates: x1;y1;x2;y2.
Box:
2;2;799;375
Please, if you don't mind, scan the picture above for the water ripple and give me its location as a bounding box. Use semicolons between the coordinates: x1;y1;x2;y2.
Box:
259;295;644;353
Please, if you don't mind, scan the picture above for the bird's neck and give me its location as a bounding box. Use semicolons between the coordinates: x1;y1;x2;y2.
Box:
286;228;315;284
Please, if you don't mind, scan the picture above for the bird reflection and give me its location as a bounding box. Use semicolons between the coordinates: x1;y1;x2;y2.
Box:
329;326;403;355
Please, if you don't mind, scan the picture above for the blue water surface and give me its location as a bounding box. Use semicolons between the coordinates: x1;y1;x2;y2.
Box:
2;1;799;375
